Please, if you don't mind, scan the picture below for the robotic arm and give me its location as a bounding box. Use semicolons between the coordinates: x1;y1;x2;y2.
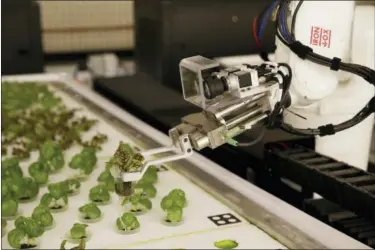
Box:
118;0;375;188
121;56;293;182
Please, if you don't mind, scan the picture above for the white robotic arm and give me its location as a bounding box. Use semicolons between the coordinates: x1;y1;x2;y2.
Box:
118;0;375;186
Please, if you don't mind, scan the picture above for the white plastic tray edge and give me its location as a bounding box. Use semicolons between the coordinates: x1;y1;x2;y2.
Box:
2;73;370;249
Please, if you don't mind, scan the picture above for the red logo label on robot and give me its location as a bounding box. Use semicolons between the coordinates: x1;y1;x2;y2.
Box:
310;26;331;48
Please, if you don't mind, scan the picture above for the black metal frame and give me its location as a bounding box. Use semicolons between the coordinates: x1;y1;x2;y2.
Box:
264;144;375;222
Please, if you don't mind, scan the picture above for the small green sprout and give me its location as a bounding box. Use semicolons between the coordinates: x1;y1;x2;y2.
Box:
1;198;19;217
116;213;140;231
141;165;158;184
106;142;144;172
28;161;49;185
78;203;101;220
1;157;23;180
97;169;114;182
122;194;152;213
214;239;239;249
14;216;44;237
39;140;65;172
7;229;27;249
2;178;22;200
133;183;157;198
41;182;69;210
32;204;54;228
19;177;40;201
69;223;88;240
166;205;183;223
65;178;81;195
60;239;86;250
69;147;97;175
82;132;108;150
97;169;115;192
89;184;111;203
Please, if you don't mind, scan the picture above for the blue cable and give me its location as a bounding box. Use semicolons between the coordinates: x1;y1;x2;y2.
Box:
258;0;280;39
279;2;294;43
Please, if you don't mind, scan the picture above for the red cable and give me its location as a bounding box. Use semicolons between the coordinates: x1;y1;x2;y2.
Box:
252;17;261;49
279;142;289;149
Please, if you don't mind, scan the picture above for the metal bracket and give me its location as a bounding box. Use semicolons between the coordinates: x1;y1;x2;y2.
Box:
120;133;194;182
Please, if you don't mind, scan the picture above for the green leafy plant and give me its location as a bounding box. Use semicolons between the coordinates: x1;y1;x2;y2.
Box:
81;132;108;150
2;178;22;201
28;160;49;185
214;239;239;249
41;182;69;210
60;239;86;250
165;205;183;223
9;216;44;248
133;183;157;198
69;147;97;175
78;203;101;220
89;184;111;203
160;189;187;223
122;194;152;213
1;82;106;159
116;213;140;231
1;198;18;218
65;178;81;195
106;142;144;172
69;223;88;240
19;177;40;201
39;140;65;172
97;169;115;192
1;158;23;180
32;204;54;228
137;165;158;185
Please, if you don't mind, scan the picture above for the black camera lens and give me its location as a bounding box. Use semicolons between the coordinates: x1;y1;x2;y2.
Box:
203;77;227;99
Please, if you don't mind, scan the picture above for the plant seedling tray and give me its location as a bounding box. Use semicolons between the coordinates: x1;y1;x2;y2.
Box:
1;82;286;249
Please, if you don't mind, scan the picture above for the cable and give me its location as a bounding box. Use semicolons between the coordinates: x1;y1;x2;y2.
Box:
271;0;375;136
236;127;266;147
252;17;261;49
258;0;280;39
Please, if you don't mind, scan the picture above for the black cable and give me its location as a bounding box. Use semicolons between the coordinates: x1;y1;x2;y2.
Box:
237;127;266;147
272;0;375;136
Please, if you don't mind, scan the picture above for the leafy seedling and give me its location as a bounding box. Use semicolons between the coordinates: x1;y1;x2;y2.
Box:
97;169;115;192
1;158;23;180
28;160;49;185
39;140;65;173
10;216;44;248
165;205;183;223
133;183;157;198
137;165;158;185
19;177;40;201
122;194;152;213
41;182;69;210
66;178;81;195
116;213;140;232
1;198;19;218
69;223;88;240
32;204;54;229
89;185;111;204
69;147;97;176
78;203;102;221
214;239;239;249
106;142;144;172
60;239;86;250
